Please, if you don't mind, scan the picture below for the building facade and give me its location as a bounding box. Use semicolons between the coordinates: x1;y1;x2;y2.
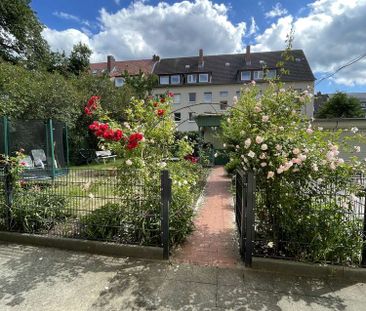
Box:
153;47;315;132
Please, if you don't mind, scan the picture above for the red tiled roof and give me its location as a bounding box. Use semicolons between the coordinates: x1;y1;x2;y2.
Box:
90;59;155;77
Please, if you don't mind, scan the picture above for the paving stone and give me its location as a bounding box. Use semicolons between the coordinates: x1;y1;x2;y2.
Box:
166;263;217;284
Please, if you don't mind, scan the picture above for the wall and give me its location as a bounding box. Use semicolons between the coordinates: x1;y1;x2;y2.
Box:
153;80;314;132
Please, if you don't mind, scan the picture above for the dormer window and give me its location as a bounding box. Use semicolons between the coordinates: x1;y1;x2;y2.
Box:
240;71;251;81
199;73;209;83
171;75;181;85
159;76;169;85
187;74;197;84
253;70;264;80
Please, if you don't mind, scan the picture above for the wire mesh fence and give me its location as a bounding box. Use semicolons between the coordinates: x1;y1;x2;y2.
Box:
0;168;168;248
235;171;366;267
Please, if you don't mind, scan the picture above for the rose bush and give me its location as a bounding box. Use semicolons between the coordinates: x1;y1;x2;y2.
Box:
222;81;366;265
81;92;207;246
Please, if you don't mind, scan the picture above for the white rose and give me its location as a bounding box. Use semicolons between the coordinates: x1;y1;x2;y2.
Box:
293;148;300;155
354;146;361;153
312;163;319;172
351;127;359;134
275;144;282;151
260;162;267;167
244;138;251;149
248;151;256;158
262;115;269;122
267;241;274;248
255;136;264;144
160;162;167;168
261;144;268;151
267;171;275;179
126;159;133;166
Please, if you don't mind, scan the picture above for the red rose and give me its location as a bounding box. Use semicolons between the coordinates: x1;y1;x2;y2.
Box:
160;97;166;103
153;102;159;107
156;109;165;117
84;107;92;115
168;92;174;97
113;129;123;141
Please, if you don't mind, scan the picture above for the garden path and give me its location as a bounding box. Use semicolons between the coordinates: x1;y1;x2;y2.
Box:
172;166;241;268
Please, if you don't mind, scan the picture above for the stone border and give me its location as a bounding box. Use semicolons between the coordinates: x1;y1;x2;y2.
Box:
250;257;366;281
0;231;164;260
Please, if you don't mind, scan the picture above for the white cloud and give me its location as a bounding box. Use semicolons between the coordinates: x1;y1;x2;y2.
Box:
248;17;259;36
53;11;80;22
265;3;288;19
43;0;246;62
42;28;91;55
254;0;366;86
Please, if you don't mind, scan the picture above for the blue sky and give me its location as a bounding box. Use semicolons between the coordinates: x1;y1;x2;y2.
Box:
31;0;366;94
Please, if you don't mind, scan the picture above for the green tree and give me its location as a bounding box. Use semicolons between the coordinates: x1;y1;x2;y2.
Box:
122;71;158;99
68;42;92;76
0;0;50;68
316;92;365;118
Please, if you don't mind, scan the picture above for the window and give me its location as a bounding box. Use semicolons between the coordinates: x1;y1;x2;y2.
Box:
189;93;196;102
159;76;169;85
204;92;212;103
236;91;241;97
170;75;181;84
220;101;228;110
199;73;209;83
240;71;251;81
266;69;277;79
173;93;181;104
253;70;264;80
174;113;181;122
220;91;228;98
115;77;124;87
188;112;195;122
187;74;197;84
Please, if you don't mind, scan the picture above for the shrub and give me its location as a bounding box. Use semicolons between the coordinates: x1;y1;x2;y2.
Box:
4;191;68;233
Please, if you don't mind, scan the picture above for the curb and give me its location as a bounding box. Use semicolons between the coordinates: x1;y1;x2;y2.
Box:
250;257;366;281
0;231;164;260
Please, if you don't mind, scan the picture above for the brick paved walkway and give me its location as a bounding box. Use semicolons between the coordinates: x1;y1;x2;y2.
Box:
172;166;241;267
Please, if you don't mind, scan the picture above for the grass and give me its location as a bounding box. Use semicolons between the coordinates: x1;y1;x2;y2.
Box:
69;158;124;170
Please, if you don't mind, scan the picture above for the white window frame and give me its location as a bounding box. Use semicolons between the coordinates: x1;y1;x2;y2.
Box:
114;77;124;87
159;76;169;85
174;112;181;122
253;70;264;80
240;71;251;81
199;73;209;83
173;93;181;104
204;92;212;103
170;75;181;85
187;74;197;84
188;92;196;102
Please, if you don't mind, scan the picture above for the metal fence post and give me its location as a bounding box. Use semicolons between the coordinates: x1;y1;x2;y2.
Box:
4;164;13;230
161;170;171;260
239;171;246;258
245;171;255;267
362;190;366;267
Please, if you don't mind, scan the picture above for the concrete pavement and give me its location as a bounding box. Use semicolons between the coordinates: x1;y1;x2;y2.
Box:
0;242;365;310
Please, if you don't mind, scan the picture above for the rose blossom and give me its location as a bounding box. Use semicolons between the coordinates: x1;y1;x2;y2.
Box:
244;138;251;149
292;158;302;165
262;115;269;122
306;128;313;134
354;146;361;153
278;126;284;131
259;153;267;160
351;127;359;134
277;166;284;174
126;159;133;166
337;158;345;164
255;136;264;144
312;163;319;172
329;162;336;170
261;144;268;151
267;171;275;179
275;144;282;151
254;106;262;113
260;162;267;167
292;148;300;155
248;151;256;158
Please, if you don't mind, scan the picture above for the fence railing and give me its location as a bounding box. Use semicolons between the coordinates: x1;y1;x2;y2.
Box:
235;170;366;267
0;166;171;259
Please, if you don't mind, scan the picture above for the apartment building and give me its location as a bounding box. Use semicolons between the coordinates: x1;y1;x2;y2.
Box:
153;47;315;132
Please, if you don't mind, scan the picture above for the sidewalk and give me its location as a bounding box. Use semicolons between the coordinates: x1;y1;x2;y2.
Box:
173;166;241;267
0;242;365;310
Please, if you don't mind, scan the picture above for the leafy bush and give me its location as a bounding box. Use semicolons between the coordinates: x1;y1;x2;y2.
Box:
3;191;68;233
224;158;241;175
222;81;366;265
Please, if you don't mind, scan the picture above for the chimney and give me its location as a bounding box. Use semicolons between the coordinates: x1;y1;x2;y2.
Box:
107;55;115;73
152;54;160;62
199;48;204;68
245;45;251;66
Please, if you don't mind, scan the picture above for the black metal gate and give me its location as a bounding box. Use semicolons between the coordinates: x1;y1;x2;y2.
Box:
235;169;255;267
